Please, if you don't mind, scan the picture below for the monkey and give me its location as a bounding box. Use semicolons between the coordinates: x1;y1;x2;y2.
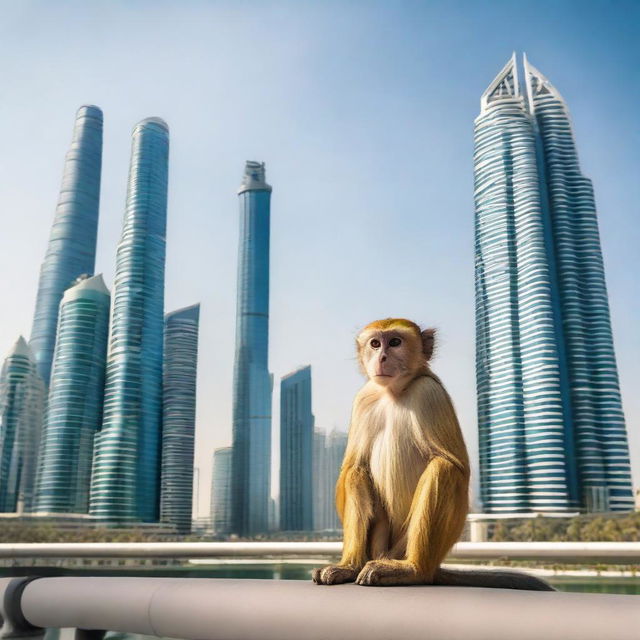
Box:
312;318;554;590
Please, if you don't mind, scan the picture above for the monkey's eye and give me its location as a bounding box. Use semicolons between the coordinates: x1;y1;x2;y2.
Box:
370;339;381;349
389;337;402;347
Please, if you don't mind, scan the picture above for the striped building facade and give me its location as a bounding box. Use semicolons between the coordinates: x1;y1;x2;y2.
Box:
0;338;45;513
475;54;633;513
29;106;103;386
160;304;200;534
34;275;110;514
90;118;169;523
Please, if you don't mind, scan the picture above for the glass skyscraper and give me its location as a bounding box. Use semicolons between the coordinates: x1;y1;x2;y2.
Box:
30;105;103;386
160;303;200;534
0;338;45;512
210;446;232;535
90;117;169;523
313;429;347;531
475;54;633;513
280;365;314;531
231;161;273;536
34;274;110;514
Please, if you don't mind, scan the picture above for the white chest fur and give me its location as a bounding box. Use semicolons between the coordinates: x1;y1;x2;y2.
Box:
368;397;429;527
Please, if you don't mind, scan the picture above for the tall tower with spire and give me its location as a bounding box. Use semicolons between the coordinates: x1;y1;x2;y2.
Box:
231;161;273;536
29;106;103;386
90;118;169;524
474;54;633;513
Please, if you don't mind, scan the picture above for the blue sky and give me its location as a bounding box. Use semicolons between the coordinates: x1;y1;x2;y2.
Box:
0;1;638;516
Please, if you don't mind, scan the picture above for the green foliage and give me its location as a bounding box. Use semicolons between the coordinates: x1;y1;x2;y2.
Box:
0;523;179;543
488;512;640;542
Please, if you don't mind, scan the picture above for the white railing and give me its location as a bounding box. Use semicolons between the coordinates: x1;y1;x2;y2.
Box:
0;541;639;562
0;575;639;640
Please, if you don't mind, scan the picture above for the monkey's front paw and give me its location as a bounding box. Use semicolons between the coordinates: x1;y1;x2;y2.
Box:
356;560;422;586
312;564;359;585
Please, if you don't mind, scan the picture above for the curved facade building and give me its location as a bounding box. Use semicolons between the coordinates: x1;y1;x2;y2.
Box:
90;118;169;523
0;338;45;512
160;303;200;534
30;105;103;385
34;275;110;514
475;54;633;513
231;161;273;536
280;365;314;531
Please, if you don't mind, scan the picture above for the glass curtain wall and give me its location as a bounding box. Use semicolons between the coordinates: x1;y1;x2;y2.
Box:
231;161;273;536
90;118;169;523
29;106;103;386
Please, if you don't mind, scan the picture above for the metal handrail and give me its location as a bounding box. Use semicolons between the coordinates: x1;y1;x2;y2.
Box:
1;575;639;640
0;541;639;562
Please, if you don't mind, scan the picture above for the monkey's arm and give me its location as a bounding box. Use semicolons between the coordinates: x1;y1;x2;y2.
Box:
313;464;375;585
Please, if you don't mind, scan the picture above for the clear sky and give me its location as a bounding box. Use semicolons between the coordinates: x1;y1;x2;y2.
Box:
0;0;638;517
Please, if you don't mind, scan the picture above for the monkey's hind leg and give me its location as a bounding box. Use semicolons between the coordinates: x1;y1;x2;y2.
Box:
313;466;374;585
356;457;467;586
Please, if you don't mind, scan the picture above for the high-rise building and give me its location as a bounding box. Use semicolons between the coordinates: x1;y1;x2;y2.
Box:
0;338;45;512
231;161;273;536
280;365;314;531
90;118;169;523
160;303;200;534
313;428;347;531
34;275;110;514
475;54;633;513
210;447;232;535
30;105;103;386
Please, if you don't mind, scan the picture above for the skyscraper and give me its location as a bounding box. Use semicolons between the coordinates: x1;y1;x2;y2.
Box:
30;105;103;386
90;117;169;523
160;303;200;534
280;366;314;531
34;275;110;514
475;54;633;513
0;338;45;512
313;429;347;531
231;161;273;536
312;430;328;530
210;447;232;535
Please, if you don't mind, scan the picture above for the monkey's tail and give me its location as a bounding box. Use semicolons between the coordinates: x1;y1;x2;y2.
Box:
434;566;556;591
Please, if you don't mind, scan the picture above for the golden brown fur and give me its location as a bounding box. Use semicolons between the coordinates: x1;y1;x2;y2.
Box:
313;318;554;590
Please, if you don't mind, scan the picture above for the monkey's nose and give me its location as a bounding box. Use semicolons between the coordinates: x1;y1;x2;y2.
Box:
380;355;387;362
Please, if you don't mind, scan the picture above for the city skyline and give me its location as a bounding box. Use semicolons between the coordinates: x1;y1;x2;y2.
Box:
0;2;637;518
475;54;633;513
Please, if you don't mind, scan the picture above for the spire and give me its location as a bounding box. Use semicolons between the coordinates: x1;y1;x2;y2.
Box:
523;54;565;107
481;52;519;111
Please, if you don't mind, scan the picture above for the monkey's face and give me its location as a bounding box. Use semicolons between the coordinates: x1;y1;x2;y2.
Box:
357;329;423;390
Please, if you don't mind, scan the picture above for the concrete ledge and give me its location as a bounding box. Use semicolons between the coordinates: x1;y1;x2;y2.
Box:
12;576;640;640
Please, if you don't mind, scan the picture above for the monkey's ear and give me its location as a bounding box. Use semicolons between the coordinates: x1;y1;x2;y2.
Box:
421;328;436;361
